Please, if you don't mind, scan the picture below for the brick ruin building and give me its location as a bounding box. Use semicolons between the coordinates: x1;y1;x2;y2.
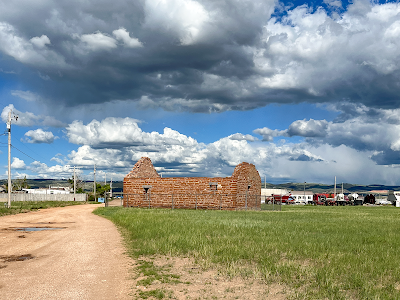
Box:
123;157;261;210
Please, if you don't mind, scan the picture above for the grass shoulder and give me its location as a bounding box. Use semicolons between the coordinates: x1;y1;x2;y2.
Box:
94;206;400;299
0;201;85;216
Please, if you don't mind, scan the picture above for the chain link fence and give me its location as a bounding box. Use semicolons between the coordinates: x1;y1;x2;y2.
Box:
261;195;282;211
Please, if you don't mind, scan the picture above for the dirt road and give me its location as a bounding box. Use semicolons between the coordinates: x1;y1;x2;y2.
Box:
0;204;134;300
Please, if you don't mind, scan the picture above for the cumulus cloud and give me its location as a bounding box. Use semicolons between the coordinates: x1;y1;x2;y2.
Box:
1;104;66;127
28;161;73;179
0;22;67;68
23;129;57;144
5;103;400;183
112;28;142;48
229;133;257;142
30;35;50;48
62;105;400;180
66;117;198;148
253;127;285;141
255;2;400;107
50;153;66;164
80;32;117;51
287;119;329;137
253;103;400;166
65;117;325;178
11;157;26;169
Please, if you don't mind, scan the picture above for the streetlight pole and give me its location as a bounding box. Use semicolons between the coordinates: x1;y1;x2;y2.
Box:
304;181;306;204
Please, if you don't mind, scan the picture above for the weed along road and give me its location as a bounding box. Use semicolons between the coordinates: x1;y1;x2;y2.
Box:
0;204;133;300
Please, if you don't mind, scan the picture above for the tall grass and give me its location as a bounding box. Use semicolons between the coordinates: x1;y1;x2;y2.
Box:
95;206;400;299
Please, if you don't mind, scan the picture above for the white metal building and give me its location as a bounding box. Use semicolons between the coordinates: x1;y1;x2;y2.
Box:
22;187;71;195
290;191;314;204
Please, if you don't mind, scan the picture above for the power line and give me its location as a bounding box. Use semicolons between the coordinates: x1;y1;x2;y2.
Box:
11;132;48;162
11;145;37;162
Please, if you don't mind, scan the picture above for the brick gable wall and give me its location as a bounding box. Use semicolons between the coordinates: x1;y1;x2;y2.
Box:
123;157;261;210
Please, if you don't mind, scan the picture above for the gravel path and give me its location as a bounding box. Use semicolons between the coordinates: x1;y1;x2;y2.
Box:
0;204;134;300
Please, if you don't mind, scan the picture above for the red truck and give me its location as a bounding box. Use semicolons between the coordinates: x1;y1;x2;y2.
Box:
268;194;294;205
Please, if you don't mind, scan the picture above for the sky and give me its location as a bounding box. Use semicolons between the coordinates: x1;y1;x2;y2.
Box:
1;0;400;185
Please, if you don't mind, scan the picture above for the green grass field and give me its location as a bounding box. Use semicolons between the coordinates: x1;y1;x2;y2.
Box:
0;201;85;216
94;205;400;299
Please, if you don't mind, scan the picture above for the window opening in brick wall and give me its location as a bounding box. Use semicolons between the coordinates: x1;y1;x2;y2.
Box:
209;182;218;191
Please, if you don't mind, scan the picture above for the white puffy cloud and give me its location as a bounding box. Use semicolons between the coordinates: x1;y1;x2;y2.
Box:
50;153;66;164
28;161;73;179
80;32;117;51
1;104;38;126
112;28;142;48
0;22;67;68
30;35;51;48
254;2;400;106
23;129;57;144
253;127;285;141
287;119;329;137
66;117;198;148
229;133;257;142
11;157;26;169
253;103;400;166
8;104;400;184
65;117;325;178
1;104;66;127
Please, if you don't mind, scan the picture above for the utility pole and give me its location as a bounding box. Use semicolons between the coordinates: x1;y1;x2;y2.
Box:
73;166;76;199
110;177;113;198
104;172;107;207
94;164;96;201
334;176;336;200
7;111;11;209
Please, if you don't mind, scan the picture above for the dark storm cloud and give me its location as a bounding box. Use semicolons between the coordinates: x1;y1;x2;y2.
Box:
1;0;400;113
370;150;400;166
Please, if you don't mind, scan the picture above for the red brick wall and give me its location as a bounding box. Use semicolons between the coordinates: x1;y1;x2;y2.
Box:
123;158;261;210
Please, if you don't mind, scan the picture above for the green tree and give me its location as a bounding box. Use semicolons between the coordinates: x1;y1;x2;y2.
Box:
13;176;30;191
96;183;110;198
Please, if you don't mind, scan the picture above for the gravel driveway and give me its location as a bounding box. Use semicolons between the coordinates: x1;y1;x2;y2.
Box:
0;204;133;300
